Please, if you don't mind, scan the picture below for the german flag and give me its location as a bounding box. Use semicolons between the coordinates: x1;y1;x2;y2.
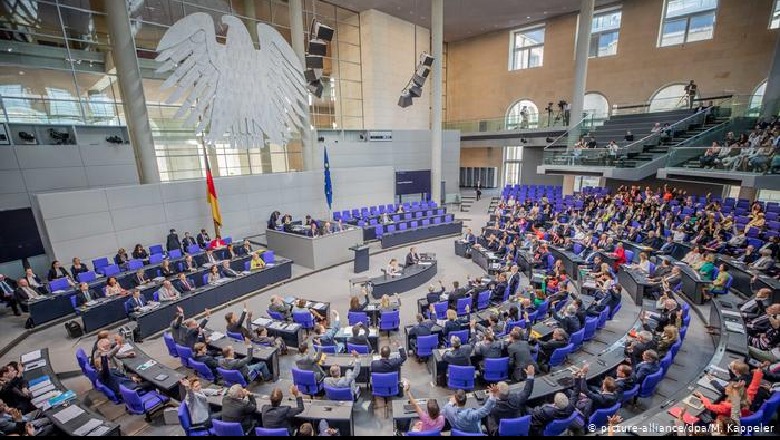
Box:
203;145;222;226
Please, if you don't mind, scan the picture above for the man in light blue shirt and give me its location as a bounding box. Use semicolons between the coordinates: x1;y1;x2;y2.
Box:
324;350;362;399
442;385;499;434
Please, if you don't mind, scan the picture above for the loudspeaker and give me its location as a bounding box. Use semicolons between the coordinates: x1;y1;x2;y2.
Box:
307;39;327;56
305;55;323;69
313;22;334;41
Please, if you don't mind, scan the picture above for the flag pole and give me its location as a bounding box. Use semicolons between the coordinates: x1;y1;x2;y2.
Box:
198;106;222;238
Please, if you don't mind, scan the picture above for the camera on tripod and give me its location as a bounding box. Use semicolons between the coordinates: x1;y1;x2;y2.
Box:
558;100;568;111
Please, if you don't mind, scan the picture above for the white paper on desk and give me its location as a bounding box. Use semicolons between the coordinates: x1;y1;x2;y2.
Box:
52;405;85;424
252;318;271;326
697;376;728;393
209;331;225;341
21;350;41;363
117;344;134;355
25;360;47;371
29;379;52;393
721;310;741;318
31;384;56;398
88;426;111;436
724;322;745;334
74;419;103;436
313;302;326;309
31;391;59;407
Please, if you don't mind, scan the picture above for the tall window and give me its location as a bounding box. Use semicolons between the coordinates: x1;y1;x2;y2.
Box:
590;8;622;57
771;0;780;29
750;80;767;114
506;99;539;129
574;176;601;192
510;26;545;70
659;0;718;47
583;93;610;120
504;146;523;185
649;84;696;112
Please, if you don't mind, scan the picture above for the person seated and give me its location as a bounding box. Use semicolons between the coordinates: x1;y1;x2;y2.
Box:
633;252;652;274
47;260;73;284
219;339;272;382
294;342;326;382
474;328;504;370
102;277;124;297
751;249;776;272
740;288;772;320
197;229;211;249
156;280;180;301
586;284;622;317
158;259;175;278
180;377;222;429
132;244;149;261
70;257;89;280
693;370;762;419
292;299;325;323
225;304;252;339
371;341;407;374
533;328;568;370
571;366;618;422
260;386;305;435
553;305;581;336
485;365;535;435
613;364;636;401
170;306;211;349
529;392;575;435
404;383;445;433
268;295;292;319
747;312;779;355
206;265;221;284
203;249;219;267
124;289;146;315
633;350;661;385
698;253;716;281
174;272;196;293
251;326;286;352
311;310;343;352
613;242;626;267
738;245;759;264
221;384;257;434
132;269;151;287
181;255;198;273
682;246;704;268
655;325;679;356
349;290;370;313
426;281;446;305
324;351;362;399
347;323;370;348
220;260;240;278
442;309;466;338
443;386;499;434
74;282;99;307
625;329;657;367
408;313;435;353
658;236;676;255
386;258;402;276
192;342;220;378
208;234;226;250
405;246;421;266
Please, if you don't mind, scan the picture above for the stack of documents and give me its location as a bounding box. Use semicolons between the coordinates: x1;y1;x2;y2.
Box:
21;350;42;364
52;405;85;424
74;419;104;436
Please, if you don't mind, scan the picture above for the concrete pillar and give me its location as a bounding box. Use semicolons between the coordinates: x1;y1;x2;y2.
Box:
431;0;443;203
289;0;315;172
570;0;594;131
563;175;576;196
738;186;758;202
762;33;780;118
105;0;159;183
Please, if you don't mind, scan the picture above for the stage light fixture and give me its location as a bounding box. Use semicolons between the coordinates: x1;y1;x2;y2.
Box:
304;68;322;83
305;55;323;69
313;22;334;41
308;79;324;98
419;52;434;67
408;84;423;98
398;90;413;108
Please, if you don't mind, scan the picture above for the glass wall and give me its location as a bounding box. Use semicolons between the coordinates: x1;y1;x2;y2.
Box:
503;146;523;185
0;0;361;182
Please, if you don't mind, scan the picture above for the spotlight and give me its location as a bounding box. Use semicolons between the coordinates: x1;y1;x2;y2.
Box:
308;79;323;98
419;52;434;67
106;135;125;144
305;55;323;69
18;131;35;142
304;68;321;82
48;129;70;145
408;84;423;98
416;65;430;78
398;90;413;108
313;22;334;42
307;39;327;56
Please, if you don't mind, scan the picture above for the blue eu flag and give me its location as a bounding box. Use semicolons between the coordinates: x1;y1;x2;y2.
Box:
324;147;333;210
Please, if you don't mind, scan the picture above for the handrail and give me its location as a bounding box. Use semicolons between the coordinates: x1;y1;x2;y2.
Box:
543;116;591;149
617;107;710;155
612;94;734;112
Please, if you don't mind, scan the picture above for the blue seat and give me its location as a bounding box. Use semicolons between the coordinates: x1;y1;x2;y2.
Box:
387;224;397;233
432;301;448;320
262;251;275;264
498;415;531;436
583;317;598;341
637;370;664;398
607;303;621;320
92;258;110;274
411;221;419;229
416;335;439;358
669;340;682;359
227;331;244;341
347;343;370;354
69;295;80;313
75;348;89;373
622;384;639;404
153;291;160;302
348;311;369;327
548;343;574;368
95;379;122;404
588;403;620;431
740;409;763;432
451;428;485;436
379;310;400;335
84;364;98;388
456;297;471;316
710;274;733;295
119;384;168;415
149;244;164;255
149;253;165;264
324;385;354;401
178;401;212;436
217;368;248;387
293;311;315;331
292;368;322;396
371;372;399;411
447;329;470;347
212;419;245;436
127;259;144;270
505;319;526;333
432;217;440;225
48;278;70;292
597;307;609;329
375;225;384;238
190;359;215;381
255;427;288;436
483;357;509;382
168;249;183;259
222;237;232;245
447;365;476;390
624;250;634;264
186;244;200;254
759;391;780;425
399;223;408;231
542;412;578;435
176;345;194;368
163;332;178;358
660;352;673;374
268;310;285;320
313;345;338;354
407;429;441;436
570;329;585;350
77;270;97;283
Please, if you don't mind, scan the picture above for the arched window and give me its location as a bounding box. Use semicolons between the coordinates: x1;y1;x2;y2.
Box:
506;99;538;129
750;80;767;115
649;83;698;112
583;92;609;119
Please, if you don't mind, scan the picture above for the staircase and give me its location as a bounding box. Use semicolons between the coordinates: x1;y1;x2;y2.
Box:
460;194;475;212
488;196;499;214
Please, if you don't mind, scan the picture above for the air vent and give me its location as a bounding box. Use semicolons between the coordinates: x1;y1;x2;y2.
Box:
367;131;392;142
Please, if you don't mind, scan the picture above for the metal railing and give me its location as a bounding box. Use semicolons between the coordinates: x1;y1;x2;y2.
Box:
443;109;606;134
611;94;736;116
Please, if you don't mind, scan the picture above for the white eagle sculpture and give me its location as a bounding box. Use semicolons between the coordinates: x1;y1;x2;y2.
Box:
155;12;308;147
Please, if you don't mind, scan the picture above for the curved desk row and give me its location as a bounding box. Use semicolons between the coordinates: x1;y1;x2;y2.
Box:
21;348;120;436
616;265;656;306
380;221;463;249
369;261;438;299
204;329;280;381
549;246;586;281
133;260;293;339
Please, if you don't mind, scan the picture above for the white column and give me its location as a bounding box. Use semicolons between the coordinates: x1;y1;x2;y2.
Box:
431;0;444;203
105;0;159;183
563;175;576;196
570;0;594;130
289;0;315;172
762;32;780;118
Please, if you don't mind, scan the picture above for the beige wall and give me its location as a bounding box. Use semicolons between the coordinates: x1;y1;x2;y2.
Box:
460;147;504;169
447;0;778;122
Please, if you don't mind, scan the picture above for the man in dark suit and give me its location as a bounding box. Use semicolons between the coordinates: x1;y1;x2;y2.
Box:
447;281;467;308
131;269;150;288
633;350;661;385
426;281;446;305
407;313;435;352
553;306;581;336
486;365;535;435
442;335;472;367
181;232;196;251
225;306;252;339
529;392;575;435
196;229;210;249
170;306;210;348
464;228;477;244
166;229;181;252
625;330;656;367
70;258;89;279
0;275;20;316
125;289;146;314
260;386;305;435
507;328;537;381
506;265;520;297
613;364;636;401
573;365;618;419
174;273;195;293
221;384;258;434
490;273;509;303
294;342;326;381
370;342;407;373
536;328;568;367
347;323;370;348
75;282;99;307
193;341;219;377
405;247;421;267
220;340;271;382
220;260;240;278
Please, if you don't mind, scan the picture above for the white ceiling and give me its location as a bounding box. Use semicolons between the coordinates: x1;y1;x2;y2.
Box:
326;0;618;41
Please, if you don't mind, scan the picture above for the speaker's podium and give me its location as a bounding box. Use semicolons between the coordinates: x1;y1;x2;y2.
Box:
350;244;370;273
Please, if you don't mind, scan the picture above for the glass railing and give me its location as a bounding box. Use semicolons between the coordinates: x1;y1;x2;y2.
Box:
443;109;606;133
0;95;125;126
611;94;739;116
